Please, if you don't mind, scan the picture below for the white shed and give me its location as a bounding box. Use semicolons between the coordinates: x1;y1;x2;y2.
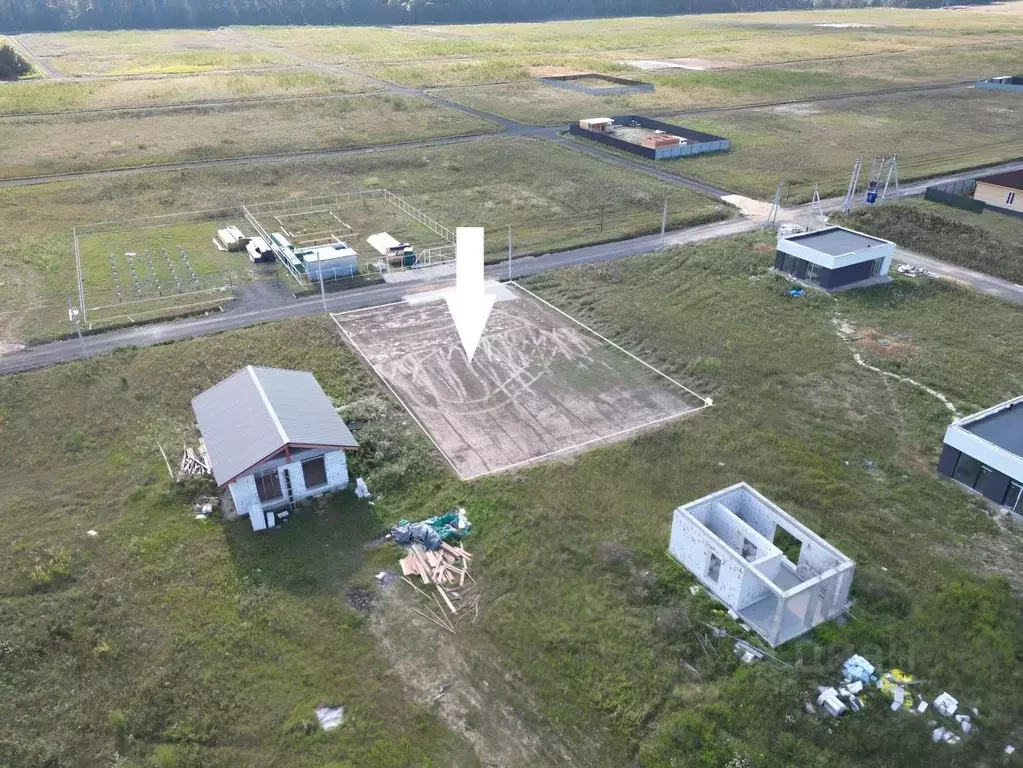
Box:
192;366;359;531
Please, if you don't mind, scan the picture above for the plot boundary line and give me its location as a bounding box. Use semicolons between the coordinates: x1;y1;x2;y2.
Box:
330;310;468;482
509;280;712;404
462;402;711;481
332;282;713;482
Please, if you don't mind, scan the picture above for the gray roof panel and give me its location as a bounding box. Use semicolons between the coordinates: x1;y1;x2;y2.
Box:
786;227;889;257
964;400;1023;458
192;366;358;486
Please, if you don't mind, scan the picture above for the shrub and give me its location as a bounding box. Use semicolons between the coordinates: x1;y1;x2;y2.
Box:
0;44;31;81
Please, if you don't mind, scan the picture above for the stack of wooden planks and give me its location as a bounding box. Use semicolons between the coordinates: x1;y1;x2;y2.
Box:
179;441;211;478
399;541;479;634
400;541;472;587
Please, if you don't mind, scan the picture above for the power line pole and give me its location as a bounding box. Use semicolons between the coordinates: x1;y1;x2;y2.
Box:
507;226;513;281
318;263;327;315
599;202;605;234
660;199;668;250
67;295;89;360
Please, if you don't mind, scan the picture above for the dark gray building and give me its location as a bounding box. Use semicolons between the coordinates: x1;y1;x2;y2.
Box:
938;395;1023;518
775;226;894;292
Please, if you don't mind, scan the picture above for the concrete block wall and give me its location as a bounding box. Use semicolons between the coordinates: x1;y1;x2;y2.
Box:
227;449;350;531
796;538;841;580
670;509;754;607
229;474;264;530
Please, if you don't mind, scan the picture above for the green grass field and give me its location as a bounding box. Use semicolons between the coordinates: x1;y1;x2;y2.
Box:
669;88;1023;201
0;71;372;115
77;220;247;304
15;29;288;76
1;94;498;179
2;234;1021;765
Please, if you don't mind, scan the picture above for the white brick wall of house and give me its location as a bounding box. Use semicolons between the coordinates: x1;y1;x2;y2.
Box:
227;449;350;531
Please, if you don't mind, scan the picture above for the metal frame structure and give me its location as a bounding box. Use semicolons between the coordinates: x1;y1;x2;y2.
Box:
73;191;457;317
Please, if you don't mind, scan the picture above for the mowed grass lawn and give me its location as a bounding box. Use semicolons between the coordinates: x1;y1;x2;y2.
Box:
674;88;1023;200
0;71;372;115
0;94;498;179
15;29;287;76
435;40;1023;124
2;235;1021;765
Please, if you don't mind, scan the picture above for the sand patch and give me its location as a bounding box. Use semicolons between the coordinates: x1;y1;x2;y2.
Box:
530;65;595;78
622;57;727;72
851;328;918;360
770;103;823;116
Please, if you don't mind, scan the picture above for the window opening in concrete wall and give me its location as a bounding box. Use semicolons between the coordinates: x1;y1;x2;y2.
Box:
871;257;885;277
1004;481;1023;512
255;469;283;503
773;526;802;563
805;263;821;284
706;552;722;582
302;455;327;488
741;538;758;561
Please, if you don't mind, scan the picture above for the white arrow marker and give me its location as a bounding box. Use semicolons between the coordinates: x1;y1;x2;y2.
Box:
445;227;495;363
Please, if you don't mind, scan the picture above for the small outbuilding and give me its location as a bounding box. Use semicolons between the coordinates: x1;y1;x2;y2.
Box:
669;483;855;647
973;170;1022;215
299;242;359;282
938;395;1023;518
976;74;1023;93
192;366;359;531
775;225;894;292
578;117;615;132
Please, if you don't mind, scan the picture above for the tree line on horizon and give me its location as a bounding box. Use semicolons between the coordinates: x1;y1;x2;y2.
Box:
0;0;992;34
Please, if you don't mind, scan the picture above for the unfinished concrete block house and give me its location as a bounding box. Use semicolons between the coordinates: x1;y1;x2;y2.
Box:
938;395;1023;518
669;483;855;647
192;366;359;531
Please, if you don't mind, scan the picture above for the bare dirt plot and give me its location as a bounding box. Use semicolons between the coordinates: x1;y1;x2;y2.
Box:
333;283;708;480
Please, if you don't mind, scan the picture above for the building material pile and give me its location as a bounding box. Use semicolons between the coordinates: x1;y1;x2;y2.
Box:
399;543;479;634
810;653;989;748
400;541;472;587
179;442;211;478
393;510;479;634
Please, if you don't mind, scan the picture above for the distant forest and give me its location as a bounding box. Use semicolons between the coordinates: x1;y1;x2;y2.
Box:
0;0;992;34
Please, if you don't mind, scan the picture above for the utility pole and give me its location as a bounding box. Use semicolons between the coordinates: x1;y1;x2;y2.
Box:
659;199;668;250
507;226;513;281
67;295;89;360
599;203;605;234
318;263;327;315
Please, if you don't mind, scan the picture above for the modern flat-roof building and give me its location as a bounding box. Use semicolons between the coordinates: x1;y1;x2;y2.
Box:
973;170;1022;215
976;74;1023;93
775;225;894;292
669;483;855;647
938;395;1023;518
192;366;359;531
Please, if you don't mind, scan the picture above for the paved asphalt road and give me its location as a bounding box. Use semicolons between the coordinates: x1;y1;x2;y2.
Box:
4;210;1020;377
0;217;756;375
893;247;1023;305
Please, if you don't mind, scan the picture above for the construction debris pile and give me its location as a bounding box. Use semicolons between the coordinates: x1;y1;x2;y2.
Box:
896;263;937;278
179;442;211;478
391;510;479;634
811;653;998;749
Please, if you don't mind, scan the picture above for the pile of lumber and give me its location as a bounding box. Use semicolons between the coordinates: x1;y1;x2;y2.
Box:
399;542;480;634
179;442;211;478
400;541;471;587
